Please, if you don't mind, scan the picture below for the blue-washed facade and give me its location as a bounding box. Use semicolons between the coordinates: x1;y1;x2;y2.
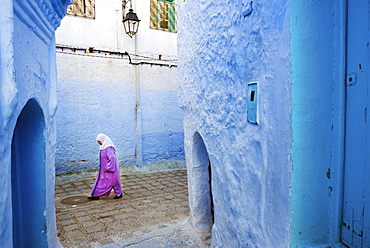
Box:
0;0;70;247
1;0;369;247
54;0;184;175
179;0;370;247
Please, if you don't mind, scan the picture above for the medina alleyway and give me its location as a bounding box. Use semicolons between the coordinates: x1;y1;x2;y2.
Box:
54;169;207;247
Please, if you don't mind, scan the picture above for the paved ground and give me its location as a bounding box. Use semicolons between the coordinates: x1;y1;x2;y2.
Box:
55;169;208;248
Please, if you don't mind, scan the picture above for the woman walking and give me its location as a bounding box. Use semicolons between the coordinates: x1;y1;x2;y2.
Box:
88;133;123;200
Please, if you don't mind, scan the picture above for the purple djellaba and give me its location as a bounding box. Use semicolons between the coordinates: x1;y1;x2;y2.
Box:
88;134;123;200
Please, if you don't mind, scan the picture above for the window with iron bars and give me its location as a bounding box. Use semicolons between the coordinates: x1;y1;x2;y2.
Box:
67;0;95;19
150;0;177;32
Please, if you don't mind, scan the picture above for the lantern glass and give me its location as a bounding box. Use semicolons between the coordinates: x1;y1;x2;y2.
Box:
123;9;141;38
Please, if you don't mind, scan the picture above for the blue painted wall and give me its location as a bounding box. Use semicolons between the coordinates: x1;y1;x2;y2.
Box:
54;0;184;174
141;87;185;163
290;1;346;246
179;0;352;247
55;68;137;173
55;54;184;174
0;0;70;247
178;0;292;246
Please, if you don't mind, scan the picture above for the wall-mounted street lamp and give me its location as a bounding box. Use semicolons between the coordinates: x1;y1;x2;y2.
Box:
122;0;140;38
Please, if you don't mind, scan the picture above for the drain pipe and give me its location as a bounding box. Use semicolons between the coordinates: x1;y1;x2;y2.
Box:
134;10;142;167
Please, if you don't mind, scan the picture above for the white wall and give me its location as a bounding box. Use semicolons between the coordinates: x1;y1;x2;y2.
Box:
56;0;177;57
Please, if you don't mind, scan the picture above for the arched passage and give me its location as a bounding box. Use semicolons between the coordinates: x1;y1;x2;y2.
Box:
189;132;214;237
11;99;47;247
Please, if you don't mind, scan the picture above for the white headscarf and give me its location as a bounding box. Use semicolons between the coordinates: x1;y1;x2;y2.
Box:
96;133;115;150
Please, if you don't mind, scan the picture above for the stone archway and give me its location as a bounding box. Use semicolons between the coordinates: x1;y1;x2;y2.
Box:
11;98;47;247
188;131;214;240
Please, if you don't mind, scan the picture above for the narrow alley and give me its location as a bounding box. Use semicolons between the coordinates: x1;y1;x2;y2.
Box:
55;169;204;247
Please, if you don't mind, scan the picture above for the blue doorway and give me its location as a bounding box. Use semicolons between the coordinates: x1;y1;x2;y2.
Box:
341;0;370;247
11;99;48;247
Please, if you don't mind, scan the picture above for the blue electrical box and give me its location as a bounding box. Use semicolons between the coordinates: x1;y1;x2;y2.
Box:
247;82;258;124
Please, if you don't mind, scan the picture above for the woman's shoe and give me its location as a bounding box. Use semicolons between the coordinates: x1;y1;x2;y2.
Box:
114;194;123;199
88;196;99;200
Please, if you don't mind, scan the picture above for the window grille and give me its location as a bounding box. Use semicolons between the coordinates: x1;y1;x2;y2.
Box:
150;0;177;32
67;0;95;19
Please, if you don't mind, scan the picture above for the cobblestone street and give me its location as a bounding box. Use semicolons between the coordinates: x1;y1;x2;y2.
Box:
55;169;204;247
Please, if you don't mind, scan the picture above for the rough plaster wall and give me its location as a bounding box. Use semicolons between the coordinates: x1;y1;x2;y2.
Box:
13;13;61;248
55;53;184;174
0;0;69;246
0;2;16;246
178;0;291;247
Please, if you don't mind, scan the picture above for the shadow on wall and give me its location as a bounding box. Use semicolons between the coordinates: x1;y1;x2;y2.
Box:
11;98;47;247
190;132;214;241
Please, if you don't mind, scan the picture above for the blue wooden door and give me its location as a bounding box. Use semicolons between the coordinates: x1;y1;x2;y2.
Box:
341;0;370;247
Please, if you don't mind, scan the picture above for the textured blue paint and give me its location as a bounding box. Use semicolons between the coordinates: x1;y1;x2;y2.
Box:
178;0;291;246
0;0;69;246
179;0;353;246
